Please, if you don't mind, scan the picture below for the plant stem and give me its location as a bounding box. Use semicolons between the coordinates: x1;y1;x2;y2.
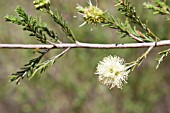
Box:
0;40;170;49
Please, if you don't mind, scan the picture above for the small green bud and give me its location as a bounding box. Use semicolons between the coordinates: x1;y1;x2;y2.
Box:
33;0;50;10
77;1;105;26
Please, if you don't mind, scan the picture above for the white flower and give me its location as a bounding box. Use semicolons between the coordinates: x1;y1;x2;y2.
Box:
95;55;130;89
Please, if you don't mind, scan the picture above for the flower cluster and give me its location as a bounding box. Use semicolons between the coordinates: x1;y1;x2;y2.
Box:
95;55;130;89
33;0;50;10
76;0;105;27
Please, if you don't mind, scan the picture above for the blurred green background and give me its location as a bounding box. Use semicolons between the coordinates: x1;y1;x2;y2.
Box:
0;0;170;113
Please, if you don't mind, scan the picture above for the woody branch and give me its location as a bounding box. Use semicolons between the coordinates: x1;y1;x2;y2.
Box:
0;40;170;49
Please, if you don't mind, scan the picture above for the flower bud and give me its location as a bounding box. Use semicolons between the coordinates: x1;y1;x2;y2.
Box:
33;0;50;10
77;1;105;26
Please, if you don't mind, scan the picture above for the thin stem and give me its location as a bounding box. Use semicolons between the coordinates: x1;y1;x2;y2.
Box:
129;34;144;42
0;40;170;49
128;45;154;71
46;9;76;42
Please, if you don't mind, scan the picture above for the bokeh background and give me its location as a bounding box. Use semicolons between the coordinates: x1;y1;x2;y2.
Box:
0;0;170;113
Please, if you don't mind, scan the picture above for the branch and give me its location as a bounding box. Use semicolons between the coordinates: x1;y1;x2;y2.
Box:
1;40;170;49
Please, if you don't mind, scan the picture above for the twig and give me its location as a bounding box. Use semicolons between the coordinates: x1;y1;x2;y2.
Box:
129;34;144;43
0;40;170;49
127;45;154;71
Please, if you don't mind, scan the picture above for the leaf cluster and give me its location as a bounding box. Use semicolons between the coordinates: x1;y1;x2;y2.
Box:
116;0;158;41
5;6;59;43
156;48;170;69
103;15;153;42
5;1;74;84
143;0;170;15
9;49;50;84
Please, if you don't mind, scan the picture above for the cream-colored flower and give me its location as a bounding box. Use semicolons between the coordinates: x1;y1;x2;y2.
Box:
95;55;130;89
